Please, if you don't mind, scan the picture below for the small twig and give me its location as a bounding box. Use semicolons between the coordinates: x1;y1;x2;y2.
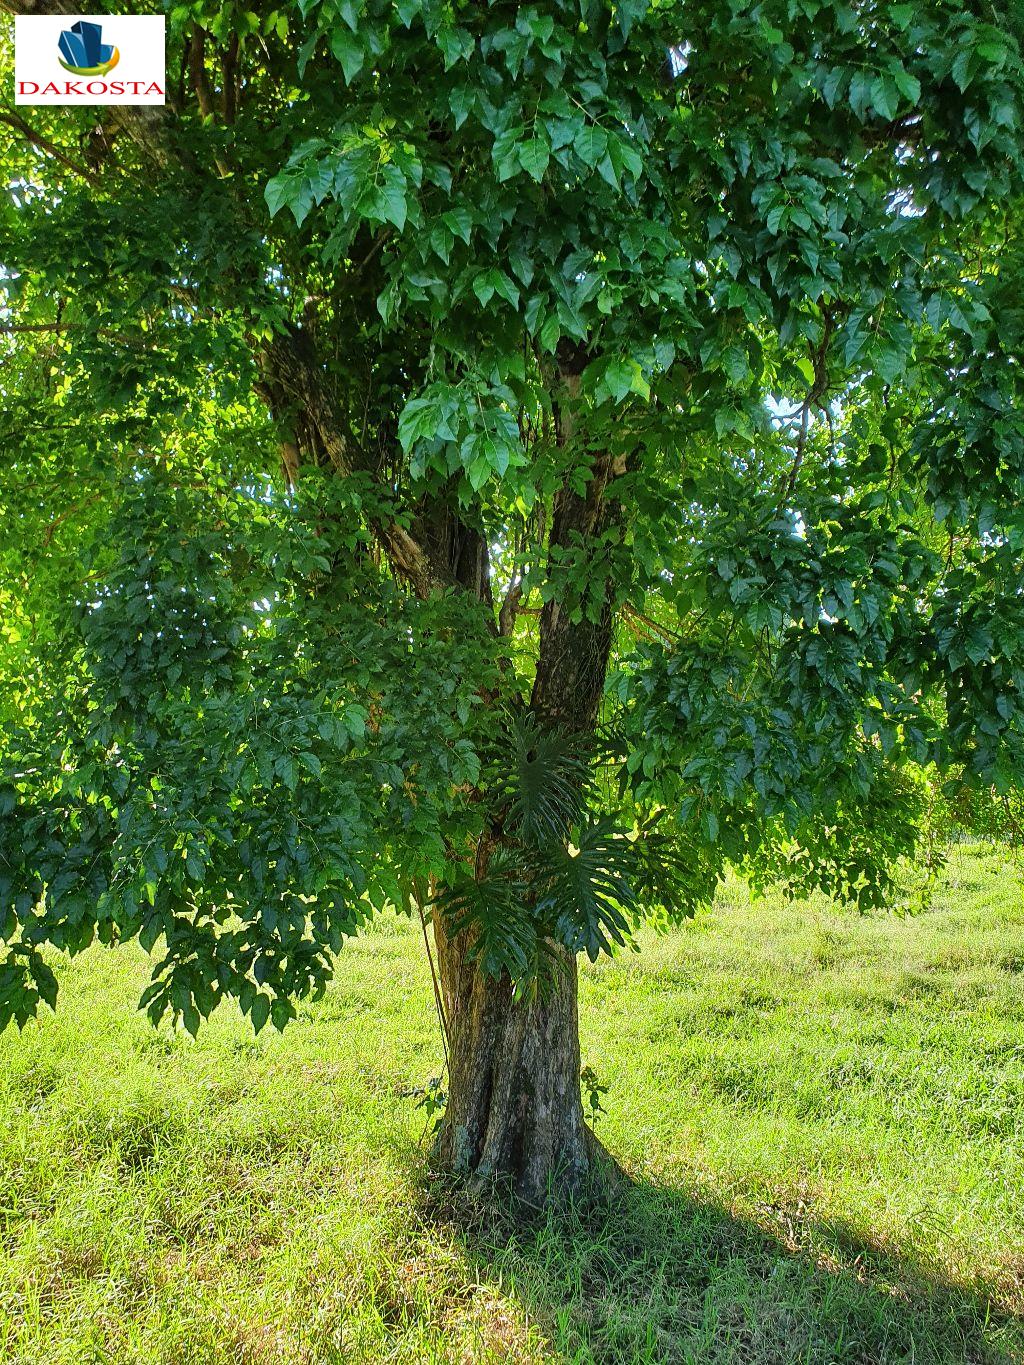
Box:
352;230;391;272
622;602;681;643
42;493;103;545
780;309;835;501
784;398;813;498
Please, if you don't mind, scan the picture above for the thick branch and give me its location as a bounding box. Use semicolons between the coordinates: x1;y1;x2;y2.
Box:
189;27;216;121
1;0;486;617
531;364;621;731
0;320;164;349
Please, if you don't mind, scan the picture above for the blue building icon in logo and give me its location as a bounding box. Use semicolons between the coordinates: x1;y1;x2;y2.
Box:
58;21;120;77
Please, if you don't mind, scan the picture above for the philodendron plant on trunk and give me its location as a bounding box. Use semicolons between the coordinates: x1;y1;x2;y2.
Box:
1;0;1023;1203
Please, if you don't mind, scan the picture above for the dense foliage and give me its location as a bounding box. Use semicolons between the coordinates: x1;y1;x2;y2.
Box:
1;0;1023;1038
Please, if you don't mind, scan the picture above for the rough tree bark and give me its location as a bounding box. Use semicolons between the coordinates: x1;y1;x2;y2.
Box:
431;607;616;1199
433;916;590;1203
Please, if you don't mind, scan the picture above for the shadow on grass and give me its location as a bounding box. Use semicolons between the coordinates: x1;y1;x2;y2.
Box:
422;1173;1022;1365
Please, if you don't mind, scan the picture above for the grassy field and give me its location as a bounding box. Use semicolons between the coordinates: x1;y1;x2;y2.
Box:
1;844;1022;1364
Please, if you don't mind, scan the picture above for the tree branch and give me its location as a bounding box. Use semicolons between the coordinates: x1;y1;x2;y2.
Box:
0;109;99;185
1;320;168;349
189;25;216;120
2;0;178;169
221;32;239;124
498;574;524;637
781;308;836;500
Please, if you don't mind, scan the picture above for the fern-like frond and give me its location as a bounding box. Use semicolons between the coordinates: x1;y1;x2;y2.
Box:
536;815;639;961
431;868;536;978
491;711;591;846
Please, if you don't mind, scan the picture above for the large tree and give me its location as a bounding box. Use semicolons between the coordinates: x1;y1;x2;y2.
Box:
2;0;1023;1202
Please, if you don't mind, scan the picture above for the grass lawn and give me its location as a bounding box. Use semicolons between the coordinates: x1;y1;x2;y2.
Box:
1;843;1023;1364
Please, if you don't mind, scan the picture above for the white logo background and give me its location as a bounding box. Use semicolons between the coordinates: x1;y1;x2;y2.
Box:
15;14;166;106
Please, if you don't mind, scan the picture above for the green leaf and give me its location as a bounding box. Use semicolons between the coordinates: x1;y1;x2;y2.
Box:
849;70;873;118
722;345;749;384
264;173;292;219
604;357;634;402
891;65;921;104
615;138;643;179
467;453;491;490
602;356;648;403
473;268;519;310
795;355;816;385
538;310;560;350
491;270;519;309
871;75;899;122
442;206;473;242
378;167;408;232
330;27;364;83
250;994;271;1033
398;394;441;449
538;816;639;962
951;48;973;92
344;706;367;742
766;202;786;234
821;66;846;108
449;85;474;128
518;138;550;182
437;26;473;69
574;125;608;168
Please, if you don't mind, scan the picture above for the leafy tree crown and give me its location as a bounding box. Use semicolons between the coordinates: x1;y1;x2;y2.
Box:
1;0;1022;1031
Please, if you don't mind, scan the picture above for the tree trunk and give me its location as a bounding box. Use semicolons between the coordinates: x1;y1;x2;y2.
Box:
428;369;622;1203
433;916;590;1204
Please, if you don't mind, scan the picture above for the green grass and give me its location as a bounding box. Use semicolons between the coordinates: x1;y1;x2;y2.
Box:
1;844;1023;1363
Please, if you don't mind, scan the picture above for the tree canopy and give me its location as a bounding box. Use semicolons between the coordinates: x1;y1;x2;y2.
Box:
1;0;1023;1053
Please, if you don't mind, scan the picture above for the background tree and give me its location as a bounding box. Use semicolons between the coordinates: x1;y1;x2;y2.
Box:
1;0;1023;1203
